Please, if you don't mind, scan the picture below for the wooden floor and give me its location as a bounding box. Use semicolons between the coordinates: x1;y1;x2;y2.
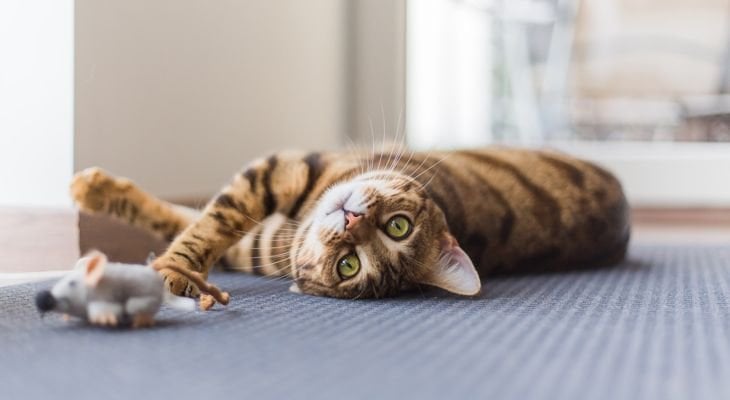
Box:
632;208;730;244
0;208;79;273
1;207;728;287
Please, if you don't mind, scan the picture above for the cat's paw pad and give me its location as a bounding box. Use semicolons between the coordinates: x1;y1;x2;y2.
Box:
160;269;201;298
70;167;130;213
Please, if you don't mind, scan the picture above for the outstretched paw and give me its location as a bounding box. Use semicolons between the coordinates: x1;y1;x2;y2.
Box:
159;268;201;298
70;167;134;213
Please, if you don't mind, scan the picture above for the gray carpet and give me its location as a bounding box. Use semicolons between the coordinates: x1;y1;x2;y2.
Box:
2;244;730;400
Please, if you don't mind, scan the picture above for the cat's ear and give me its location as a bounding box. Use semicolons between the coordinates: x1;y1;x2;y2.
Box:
418;233;481;296
81;250;108;288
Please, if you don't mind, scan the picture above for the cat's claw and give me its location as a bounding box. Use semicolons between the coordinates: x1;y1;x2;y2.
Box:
159;268;201;298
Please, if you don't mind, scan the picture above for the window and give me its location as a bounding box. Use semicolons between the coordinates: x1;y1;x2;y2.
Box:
407;0;730;206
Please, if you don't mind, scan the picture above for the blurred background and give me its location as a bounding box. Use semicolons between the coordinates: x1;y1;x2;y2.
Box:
1;0;730;271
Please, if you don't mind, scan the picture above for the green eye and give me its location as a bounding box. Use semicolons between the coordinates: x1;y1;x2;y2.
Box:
385;215;412;239
337;253;361;279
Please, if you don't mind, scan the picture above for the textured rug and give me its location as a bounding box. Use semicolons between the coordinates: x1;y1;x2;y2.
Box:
2;244;730;400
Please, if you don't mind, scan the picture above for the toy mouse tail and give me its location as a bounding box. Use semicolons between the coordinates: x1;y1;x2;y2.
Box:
163;291;196;312
153;263;231;307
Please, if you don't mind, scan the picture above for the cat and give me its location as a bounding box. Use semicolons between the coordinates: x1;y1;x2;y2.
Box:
71;147;630;299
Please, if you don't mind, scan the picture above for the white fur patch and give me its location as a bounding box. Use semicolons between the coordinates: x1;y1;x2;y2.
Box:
301;218;326;262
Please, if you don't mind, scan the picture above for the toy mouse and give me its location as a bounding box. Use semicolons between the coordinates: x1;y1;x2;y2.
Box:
35;250;230;328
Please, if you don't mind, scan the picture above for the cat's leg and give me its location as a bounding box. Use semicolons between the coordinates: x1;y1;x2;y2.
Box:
71;167;197;241
71;167;293;277
152;151;342;297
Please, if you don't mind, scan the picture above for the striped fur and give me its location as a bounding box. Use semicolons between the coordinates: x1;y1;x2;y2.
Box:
71;147;630;299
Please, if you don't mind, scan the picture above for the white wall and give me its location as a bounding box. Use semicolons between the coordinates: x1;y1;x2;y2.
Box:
0;0;74;207
75;0;348;199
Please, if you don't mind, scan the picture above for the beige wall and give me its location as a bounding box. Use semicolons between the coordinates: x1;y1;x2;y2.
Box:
347;0;406;143
75;0;349;199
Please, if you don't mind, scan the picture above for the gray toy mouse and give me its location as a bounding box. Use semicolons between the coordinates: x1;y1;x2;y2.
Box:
35;250;230;328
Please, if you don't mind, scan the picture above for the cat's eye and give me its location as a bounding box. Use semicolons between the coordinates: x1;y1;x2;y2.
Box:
384;215;412;240
337;253;361;279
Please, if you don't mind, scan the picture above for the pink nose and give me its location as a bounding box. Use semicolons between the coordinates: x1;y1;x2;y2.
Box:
344;211;363;230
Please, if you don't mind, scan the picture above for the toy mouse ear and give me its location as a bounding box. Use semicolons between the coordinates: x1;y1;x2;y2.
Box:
417;233;481;296
81;250;108;288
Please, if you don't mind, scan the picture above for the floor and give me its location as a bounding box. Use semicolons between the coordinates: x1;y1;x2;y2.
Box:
0;208;79;273
5;243;730;399
0;208;79;287
631;208;730;244
3;207;730;399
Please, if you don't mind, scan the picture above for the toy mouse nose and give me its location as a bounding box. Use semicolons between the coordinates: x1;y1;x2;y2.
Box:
344;211;363;231
35;290;56;312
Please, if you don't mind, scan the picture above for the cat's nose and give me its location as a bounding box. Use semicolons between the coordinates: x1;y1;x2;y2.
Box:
344;211;363;231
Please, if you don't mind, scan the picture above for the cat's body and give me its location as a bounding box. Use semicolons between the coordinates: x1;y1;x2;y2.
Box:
72;147;630;299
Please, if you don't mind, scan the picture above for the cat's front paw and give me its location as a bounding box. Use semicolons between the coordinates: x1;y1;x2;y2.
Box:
159;268;201;298
70;167;133;213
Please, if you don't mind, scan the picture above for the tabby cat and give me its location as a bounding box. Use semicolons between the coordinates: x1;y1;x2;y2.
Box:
71;147;630;300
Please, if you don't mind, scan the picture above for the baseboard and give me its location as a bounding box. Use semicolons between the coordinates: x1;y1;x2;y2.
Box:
632;207;730;226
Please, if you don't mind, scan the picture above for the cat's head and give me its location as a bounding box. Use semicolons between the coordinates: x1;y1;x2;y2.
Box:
290;170;481;298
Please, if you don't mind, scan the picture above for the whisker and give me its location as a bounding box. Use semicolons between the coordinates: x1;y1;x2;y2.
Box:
244;243;297;250
236;214;302;230
368;117;376;172
379;104;387;170
229;226;300;236
402;150;432;180
343;136;367;176
409;153;451;181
